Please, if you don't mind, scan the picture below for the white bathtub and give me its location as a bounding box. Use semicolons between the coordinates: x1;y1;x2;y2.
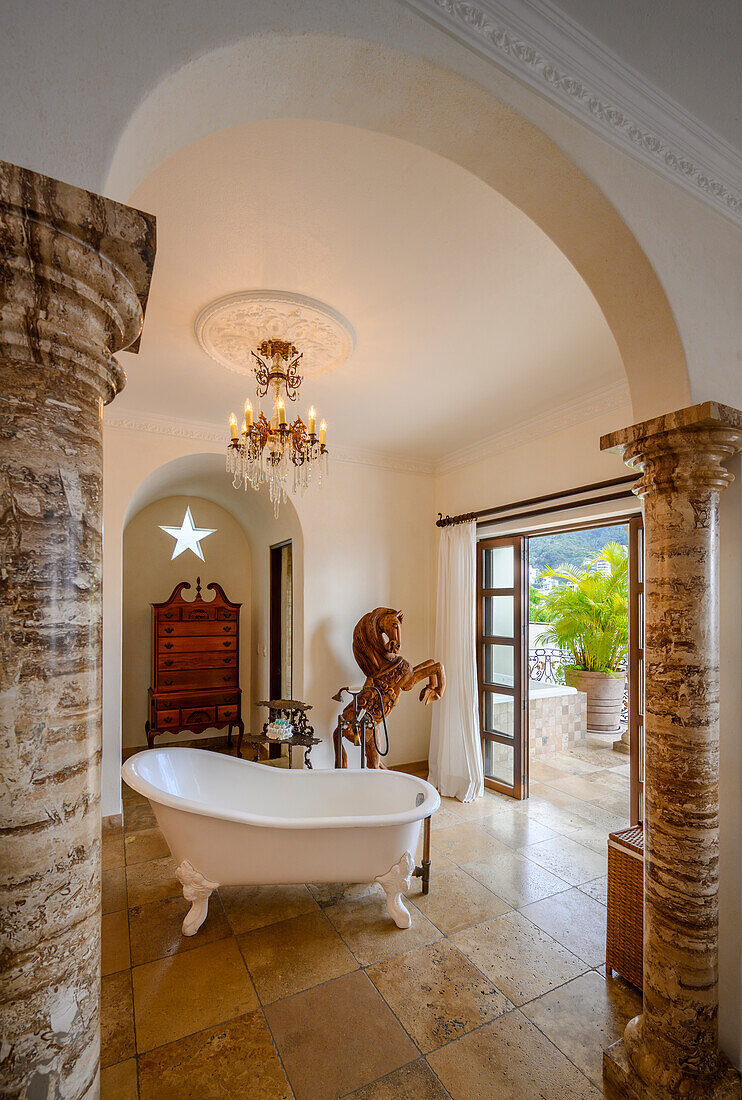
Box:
121;748;440;933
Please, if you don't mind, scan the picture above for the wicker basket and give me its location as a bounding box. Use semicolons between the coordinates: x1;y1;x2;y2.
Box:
606;824;644;990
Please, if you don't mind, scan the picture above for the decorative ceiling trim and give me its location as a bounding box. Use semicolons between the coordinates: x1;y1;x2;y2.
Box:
434;380;632;475
102;410;434;477
402;0;742;226
103;380;631;480
195;290;356;379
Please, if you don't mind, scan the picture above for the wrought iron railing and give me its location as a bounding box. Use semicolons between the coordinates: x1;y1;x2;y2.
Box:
528;644;628;726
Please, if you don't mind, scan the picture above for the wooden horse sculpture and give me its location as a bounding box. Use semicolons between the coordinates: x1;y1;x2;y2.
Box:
333;608;446;768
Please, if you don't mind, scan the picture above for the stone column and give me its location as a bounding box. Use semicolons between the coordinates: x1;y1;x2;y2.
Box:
0;162;155;1096
601;403;742;1100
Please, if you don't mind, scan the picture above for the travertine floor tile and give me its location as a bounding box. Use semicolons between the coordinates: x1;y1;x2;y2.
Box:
521;970;642;1087
542;774;611;801
102;830;124;870
124;825;170;865
519;836;607;886
101;970;135;1068
307;881;383;907
126;855;181;908
123;799;158;832
429;806;465;830
529;761;570;783
520;799;596;834
405;867;510;934
137;1010;292;1099
102;866;127;915
527;784;584;810
578;876;608;906
238;909;357;1002
427;1008;600;1099
325;891;442;966
265;970;417;1100
519;887;607;967
567;824;612;854
128;891;232;966
344;1058;449;1098
561;801;626;834
101;1057;137;1099
464;850;568;908
481;812;557;850
367;939;511;1052
431;822;510;864
132;937;258;1053
220;882;318;934
439;794;508;821
587;791;630;818
102;910;130;975
547;753;602;776
452;910;585;1005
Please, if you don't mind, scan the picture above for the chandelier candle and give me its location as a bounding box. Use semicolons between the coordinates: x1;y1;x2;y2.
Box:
226;338;328;517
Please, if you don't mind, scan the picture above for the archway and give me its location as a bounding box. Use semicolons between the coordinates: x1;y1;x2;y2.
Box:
106;33;689;421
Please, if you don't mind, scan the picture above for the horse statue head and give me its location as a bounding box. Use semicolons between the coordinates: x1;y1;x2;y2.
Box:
352;607;404;678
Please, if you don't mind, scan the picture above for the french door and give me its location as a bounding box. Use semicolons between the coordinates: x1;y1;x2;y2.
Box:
476;535;528;798
628;516;644;824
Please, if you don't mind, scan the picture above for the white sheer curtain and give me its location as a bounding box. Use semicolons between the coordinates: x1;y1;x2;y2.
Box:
428;521;484;802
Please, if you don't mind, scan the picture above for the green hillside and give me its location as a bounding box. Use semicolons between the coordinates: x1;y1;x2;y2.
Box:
529;524;628;576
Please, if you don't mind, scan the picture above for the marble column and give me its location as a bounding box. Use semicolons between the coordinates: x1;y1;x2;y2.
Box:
0;162;155;1096
601;403;742;1100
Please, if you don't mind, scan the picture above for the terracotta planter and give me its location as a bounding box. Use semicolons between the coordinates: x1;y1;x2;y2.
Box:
564;668;625;734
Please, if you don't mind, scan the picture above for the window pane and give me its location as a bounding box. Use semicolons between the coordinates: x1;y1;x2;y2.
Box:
484;595;513;638
483;644;514;688
483;691;514;738
483;546;514;589
483;737;514;784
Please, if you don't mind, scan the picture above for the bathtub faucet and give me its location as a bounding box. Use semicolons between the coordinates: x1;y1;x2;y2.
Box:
332;685;389;769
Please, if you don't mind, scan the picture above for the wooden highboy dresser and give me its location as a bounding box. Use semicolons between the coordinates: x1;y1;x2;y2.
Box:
146;577;244;753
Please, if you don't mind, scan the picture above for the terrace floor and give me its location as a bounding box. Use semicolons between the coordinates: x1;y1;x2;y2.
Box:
102;741;636;1098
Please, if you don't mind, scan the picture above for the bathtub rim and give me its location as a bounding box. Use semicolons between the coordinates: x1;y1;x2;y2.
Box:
122;747;441;831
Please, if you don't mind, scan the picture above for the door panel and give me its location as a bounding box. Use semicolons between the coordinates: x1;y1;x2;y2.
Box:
477;535;527;799
628;515;645;824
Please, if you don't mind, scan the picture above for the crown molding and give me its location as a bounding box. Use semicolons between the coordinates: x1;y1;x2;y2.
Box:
402;0;742;226
434;380;631;475
103;381;630;481
102;410;435;477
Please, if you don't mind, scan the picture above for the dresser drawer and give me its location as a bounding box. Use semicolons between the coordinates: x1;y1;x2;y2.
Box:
181;706;216;727
217;607;238;621
157;607;181;622
159;635;237;653
217;704;240;722
155;708;180;727
182;605;217;622
158;652;237;671
158;668;239;690
158;621;236;638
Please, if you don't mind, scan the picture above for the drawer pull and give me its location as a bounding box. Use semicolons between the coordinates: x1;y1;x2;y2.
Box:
164;643;173;649
222;675;232;682
223;657;232;664
163;679;173;686
164;627;174;634
222;641;231;648
222;626;232;632
163;660;173;667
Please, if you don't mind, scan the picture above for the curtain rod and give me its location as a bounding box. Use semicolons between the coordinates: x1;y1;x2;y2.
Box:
436;475;637;528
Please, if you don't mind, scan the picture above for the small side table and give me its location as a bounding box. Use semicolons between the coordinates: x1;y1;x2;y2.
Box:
240;732;322;769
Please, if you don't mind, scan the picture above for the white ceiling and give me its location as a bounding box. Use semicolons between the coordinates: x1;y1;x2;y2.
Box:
123;118;624;464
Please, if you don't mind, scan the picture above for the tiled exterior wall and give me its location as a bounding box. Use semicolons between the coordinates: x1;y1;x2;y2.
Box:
484;690;587;772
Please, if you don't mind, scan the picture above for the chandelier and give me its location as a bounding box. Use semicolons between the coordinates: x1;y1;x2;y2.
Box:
226;338;328;516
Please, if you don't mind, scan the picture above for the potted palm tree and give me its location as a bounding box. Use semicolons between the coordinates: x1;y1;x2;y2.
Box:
536;543;628;733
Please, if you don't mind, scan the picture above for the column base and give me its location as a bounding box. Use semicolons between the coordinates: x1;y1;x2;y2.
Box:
604;1039;741;1100
612;728;630;754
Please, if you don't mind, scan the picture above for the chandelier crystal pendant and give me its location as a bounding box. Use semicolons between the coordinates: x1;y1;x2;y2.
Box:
226;339;328;516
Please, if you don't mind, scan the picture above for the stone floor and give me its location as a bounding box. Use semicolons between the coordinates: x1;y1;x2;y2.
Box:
102;739;636;1098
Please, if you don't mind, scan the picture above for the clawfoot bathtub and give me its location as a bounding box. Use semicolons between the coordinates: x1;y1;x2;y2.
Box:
122;748;440;934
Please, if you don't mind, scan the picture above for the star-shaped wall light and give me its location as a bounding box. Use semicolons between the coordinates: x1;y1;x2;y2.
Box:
159;507;216;561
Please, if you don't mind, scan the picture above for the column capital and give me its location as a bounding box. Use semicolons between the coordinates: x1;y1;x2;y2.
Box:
601;402;742;497
0;160;156;402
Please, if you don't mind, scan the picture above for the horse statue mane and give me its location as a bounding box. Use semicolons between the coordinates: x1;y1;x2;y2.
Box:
352;608;403;678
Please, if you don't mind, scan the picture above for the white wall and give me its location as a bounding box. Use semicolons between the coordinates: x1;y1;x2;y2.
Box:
122;496;252;749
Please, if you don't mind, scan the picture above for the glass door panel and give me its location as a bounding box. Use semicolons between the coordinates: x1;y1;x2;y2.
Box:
477;535;527;799
628;516;645;824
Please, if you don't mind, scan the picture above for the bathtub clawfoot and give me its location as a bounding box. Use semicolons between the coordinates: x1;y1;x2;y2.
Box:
375;851;415;929
176;860;219;936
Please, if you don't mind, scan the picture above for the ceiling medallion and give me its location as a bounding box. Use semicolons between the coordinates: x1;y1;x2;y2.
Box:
225;338;329;517
195;290;355;379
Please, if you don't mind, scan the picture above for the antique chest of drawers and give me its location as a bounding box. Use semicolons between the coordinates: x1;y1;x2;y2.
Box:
146;577;244;753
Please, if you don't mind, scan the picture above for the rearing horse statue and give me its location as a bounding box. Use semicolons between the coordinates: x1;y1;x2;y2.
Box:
333;607;446;769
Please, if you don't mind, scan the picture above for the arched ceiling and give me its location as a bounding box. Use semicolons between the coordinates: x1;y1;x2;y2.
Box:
123;118;625;465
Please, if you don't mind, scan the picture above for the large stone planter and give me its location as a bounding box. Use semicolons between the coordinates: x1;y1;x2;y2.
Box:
564;668;625;734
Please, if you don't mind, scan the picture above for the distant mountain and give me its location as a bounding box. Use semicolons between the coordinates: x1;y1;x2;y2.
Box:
529;524;628;577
